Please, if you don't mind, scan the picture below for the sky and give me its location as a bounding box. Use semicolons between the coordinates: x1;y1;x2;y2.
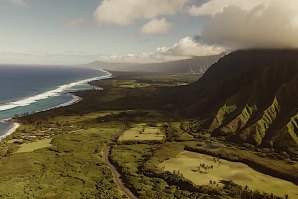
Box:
1;0;298;65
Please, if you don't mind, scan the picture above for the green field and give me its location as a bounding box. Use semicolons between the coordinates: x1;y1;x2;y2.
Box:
52;110;131;123
110;143;209;199
160;151;298;198
118;123;165;141
16;138;53;153
0;119;124;198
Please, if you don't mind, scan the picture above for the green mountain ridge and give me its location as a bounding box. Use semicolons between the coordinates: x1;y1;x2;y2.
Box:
182;49;298;153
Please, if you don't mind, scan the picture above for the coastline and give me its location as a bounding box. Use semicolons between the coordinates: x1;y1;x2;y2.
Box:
42;68;112;111
0;69;112;141
0;122;20;140
0;69;112;112
44;94;82;111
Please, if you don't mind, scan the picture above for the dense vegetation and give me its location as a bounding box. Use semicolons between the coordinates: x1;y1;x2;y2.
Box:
1;53;297;198
0;115;124;198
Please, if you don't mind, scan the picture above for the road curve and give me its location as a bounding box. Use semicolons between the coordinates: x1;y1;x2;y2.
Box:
104;144;138;199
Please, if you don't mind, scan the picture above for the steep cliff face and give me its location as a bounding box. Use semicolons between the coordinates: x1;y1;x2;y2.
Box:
239;97;281;145
184;49;298;152
221;105;257;134
273;113;298;151
209;104;237;132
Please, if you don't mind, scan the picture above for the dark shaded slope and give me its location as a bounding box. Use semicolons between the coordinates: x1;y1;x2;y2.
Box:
182;49;298;152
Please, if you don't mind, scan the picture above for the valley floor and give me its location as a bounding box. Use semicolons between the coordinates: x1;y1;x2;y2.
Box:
0;71;297;199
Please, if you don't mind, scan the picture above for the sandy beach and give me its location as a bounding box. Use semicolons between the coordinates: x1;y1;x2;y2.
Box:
0;122;20;140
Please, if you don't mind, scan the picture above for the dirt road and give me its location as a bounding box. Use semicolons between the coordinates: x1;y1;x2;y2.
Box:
104;144;138;199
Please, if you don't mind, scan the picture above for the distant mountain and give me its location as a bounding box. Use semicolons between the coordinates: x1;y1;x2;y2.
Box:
82;54;223;74
83;60;139;70
182;49;298;152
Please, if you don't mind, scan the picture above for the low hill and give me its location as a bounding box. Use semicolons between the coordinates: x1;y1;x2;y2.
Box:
181;49;298;153
82;54;222;74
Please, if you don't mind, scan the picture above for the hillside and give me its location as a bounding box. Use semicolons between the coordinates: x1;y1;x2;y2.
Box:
83;54;222;74
182;49;298;153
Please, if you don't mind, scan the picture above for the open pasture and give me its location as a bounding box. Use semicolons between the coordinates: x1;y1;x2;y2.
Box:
16;138;53;153
159;151;298;198
118;123;164;141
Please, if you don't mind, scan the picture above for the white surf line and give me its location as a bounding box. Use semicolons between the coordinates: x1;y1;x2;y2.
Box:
0;122;20;140
47;69;112;111
90;68;113;79
0;69;112;112
0;69;112;140
55;94;82;108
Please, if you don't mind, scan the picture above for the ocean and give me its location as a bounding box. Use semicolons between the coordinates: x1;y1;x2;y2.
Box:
0;65;110;137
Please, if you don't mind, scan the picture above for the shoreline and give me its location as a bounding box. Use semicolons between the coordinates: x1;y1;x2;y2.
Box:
0;122;20;140
0;69;112;141
34;68;112;113
0;68;112;112
42;94;82;112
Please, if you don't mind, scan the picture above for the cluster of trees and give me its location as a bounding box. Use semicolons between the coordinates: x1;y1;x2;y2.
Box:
96;111;149;123
219;180;285;199
163;123;182;141
179;120;202;134
194;163;214;174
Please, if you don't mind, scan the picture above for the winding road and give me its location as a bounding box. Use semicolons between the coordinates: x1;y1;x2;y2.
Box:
104;143;138;199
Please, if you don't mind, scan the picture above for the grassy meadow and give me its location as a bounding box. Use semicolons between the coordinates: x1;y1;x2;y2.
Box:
159;151;298;198
16;138;52;153
118;123;165;142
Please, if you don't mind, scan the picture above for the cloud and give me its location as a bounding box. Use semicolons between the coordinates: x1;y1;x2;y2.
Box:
189;0;271;16
62;17;85;28
198;0;298;49
141;18;172;34
202;0;298;49
6;0;27;6
98;36;225;63
156;36;224;58
94;0;189;26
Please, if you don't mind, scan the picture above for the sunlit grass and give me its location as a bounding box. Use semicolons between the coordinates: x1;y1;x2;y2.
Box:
160;151;298;198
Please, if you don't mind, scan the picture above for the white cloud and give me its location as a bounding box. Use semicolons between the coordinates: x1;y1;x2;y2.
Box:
156;36;225;58
99;53;155;63
199;0;298;49
189;0;271;16
62;17;85;28
6;0;27;6
141;18;172;34
98;36;225;63
94;0;189;26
